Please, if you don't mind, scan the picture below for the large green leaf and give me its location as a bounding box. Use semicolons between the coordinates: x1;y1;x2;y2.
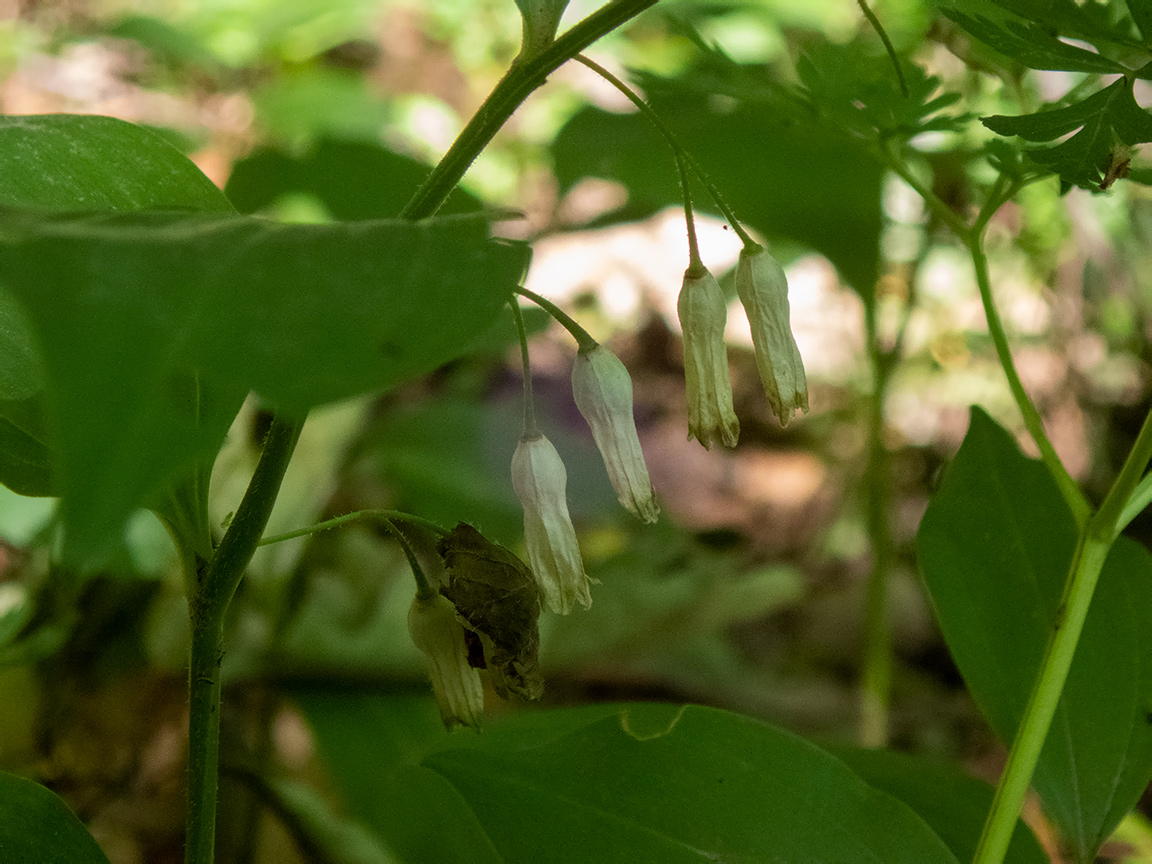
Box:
296;691;505;864
0;114;235;503
0;114;232;214
916;407;1152;862
829;746;1046;864
942;8;1128;74
0;210;527;565
0;770;109;863
422;703;958;862
226;138;480;219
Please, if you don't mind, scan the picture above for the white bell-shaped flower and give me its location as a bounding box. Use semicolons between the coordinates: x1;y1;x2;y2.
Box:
571;345;659;523
511;433;591;614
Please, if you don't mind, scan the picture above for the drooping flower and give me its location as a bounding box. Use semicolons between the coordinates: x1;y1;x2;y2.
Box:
407;591;484;729
677;265;739;449
735;243;808;425
571;345;660;523
511;433;590;614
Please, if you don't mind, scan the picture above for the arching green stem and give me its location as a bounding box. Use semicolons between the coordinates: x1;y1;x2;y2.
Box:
572;54;706;264
879;146;1090;527
515;286;599;352
510;298;540;436
257;509;450;547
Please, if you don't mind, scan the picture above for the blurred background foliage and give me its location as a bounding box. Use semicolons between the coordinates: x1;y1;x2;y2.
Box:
2;0;1152;860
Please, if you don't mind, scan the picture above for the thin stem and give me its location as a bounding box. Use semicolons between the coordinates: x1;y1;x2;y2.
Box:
880;145;1090;526
573;53;754;248
856;0;908;97
1117;471;1152;535
400;0;660;221
1095;406;1152;535
184;5;662;860
510;299;539;436
186;415;304;864
967;234;1090;526
256;509;449;547
515;285;599;352
972;534;1107;863
975;406;1152;862
858;312;901;747
572;54;702;264
379;518;434;599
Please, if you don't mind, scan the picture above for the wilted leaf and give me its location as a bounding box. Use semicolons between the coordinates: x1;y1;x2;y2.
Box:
438;523;543;701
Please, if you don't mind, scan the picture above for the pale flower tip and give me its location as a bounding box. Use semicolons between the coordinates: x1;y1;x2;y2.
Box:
407;592;484;730
511;434;592;615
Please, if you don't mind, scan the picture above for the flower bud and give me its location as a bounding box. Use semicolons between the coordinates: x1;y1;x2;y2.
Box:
735;244;808;425
571;345;659;523
511;433;590;614
407;592;484;730
677;266;739;449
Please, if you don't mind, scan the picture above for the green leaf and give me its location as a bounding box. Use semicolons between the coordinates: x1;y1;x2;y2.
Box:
422;703;959;862
0;210;528;566
983;78;1152;190
916;407;1152;861
942;8;1128;74
295;691;504;864
0;114;233;214
0;770;109;863
226;139;481;220
0;115;235;506
1130;0;1152;43
235;769;398;864
829;746;1047;864
797;43;967;142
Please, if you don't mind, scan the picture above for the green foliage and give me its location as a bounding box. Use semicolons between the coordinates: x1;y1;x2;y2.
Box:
0;115;233;214
420;703;959;862
829;746;1046;864
0;209;526;566
0;771;110;863
796;41;967;142
917;408;1152;862
984;77;1152;191
226;139;481;219
296;692;505;864
942;7;1129;75
945;2;1152;191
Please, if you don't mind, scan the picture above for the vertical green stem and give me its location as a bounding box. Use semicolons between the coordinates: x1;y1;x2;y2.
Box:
879;146;1090;526
185;416;304;864
974;405;1152;862
972;534;1106;864
859;320;896;747
966;233;1089;527
184;3;662;861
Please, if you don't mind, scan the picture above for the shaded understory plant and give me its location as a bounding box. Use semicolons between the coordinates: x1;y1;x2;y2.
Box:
2;2;1152;863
